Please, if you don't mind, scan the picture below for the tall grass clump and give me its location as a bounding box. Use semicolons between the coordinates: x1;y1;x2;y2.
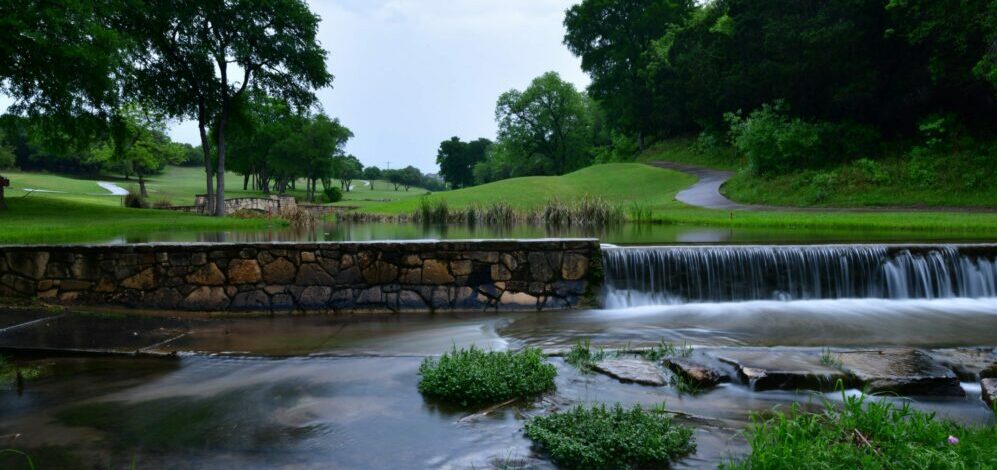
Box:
411;197;624;226
278;206;316;228
529;197;624;227
564;339;609;372
627;201;653;223
723;389;997;469
525;403;696;469
641;340;693;362
123;190;148;209
418;345;557;407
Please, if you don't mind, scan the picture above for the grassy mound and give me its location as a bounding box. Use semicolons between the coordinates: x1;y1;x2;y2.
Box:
525;403;696;469
417;346;556;407
725;393;997;469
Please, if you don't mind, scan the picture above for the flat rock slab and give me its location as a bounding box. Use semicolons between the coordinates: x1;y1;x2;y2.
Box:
839;349;964;397
591;358;665;386
715;350;848;391
0;313;189;354
929;348;997;380
664;357;728;387
982;379;997;408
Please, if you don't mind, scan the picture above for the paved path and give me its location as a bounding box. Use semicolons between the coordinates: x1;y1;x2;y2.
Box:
97;181;129;196
650;161;762;210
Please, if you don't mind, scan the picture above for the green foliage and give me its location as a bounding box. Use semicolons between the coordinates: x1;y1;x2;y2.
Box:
728;104;825;176
669;374;701;396
123;190;147;209
819;348;841;368
724;391;997;469
417;346;557;407
641;341;692;362
437;137;491;189
323;186;343;203
564;339;608;372
525;403;696;469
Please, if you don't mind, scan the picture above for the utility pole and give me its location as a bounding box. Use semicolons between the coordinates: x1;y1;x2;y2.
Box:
385;161;391;170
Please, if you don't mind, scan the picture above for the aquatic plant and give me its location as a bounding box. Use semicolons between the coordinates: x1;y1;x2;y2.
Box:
408;197;625;226
626;201;653;223
723;388;997;469
641;340;693;362
669;374;702;396
418;345;556;407
819;347;841;368
525;403;696;469
564;339;608;373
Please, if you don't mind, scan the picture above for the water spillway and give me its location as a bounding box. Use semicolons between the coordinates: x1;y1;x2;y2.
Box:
602;244;997;307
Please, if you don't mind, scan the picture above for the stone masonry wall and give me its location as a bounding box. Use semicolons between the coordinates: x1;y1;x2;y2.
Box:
0;240;602;313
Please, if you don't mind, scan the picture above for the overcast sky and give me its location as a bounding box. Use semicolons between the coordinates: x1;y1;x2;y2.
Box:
166;0;589;174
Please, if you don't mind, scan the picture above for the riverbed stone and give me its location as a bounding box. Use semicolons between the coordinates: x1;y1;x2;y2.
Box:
982;379;997;408
838;349;964;396
929;347;997;381
228;259;262;284
186;263;225;286
591;359;666;386
716;350;848;391
664;358;727;387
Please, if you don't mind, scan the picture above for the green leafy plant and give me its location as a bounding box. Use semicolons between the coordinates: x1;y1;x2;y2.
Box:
723;388;997;469
525;403;696;469
819;348;841;368
669;374;702;396
323;186;343;203
418;345;556;407
564;339;608;372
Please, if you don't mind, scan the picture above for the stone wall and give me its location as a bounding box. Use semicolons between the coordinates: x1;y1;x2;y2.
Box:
0;240;602;313
191;195;297;214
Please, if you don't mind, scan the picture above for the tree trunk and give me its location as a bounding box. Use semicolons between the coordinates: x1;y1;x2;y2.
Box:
0;180;7;210
138;173;148;198
637;130;645;152
198;102;214;214
243;173;249;191
214;117;227;216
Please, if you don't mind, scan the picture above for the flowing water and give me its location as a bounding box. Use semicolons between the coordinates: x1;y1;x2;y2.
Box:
2;243;997;468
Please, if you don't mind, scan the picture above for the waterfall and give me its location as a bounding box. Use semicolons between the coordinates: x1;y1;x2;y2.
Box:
602;245;997;307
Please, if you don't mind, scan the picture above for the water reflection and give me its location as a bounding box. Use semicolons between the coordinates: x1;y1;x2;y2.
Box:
99;221;997;245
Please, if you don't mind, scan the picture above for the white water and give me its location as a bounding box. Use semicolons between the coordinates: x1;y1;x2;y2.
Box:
603;244;997;308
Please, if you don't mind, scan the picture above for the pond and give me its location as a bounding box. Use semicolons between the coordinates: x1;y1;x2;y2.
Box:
97;220;997;245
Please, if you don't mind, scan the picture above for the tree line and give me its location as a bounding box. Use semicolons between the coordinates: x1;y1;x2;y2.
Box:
436;0;997;190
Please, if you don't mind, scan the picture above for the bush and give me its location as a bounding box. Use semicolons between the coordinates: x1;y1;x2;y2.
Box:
724;390;997;469
323;186;343;203
418;345;557;407
152;198;173;209
123;190;147;209
525;403;696;469
728;104;824;176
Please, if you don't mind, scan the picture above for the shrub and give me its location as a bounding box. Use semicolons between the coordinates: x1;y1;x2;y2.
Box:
323;186;343;203
525;403;696;469
418;345;557;407
728;104;824;176
152;197;173;209
723;390;997;469
123;190;147;209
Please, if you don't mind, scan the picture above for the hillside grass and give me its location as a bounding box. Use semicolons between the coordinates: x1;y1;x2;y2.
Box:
359;162;997;232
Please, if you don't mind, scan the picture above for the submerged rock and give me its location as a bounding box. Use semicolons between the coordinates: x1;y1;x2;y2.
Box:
838;349;964;397
591;358;665;386
715;350;848;391
663;357;727;387
982;378;997;408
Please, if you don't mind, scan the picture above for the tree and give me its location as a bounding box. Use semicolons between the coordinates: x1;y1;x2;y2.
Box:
385;169;404;191
399;166;423;191
362;166;382;190
132;0;332;215
564;0;694;150
332;154;363;192
103;105;182;197
436;137;491;188
495;72;594;175
269;114;352;202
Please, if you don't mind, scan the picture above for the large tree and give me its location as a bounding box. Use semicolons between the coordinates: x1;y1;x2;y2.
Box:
132;0;332;215
564;0;694;150
495;72;593;175
435;137;491;189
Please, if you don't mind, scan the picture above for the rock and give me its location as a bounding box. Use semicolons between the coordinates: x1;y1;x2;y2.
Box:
5;251;49;279
148;288;182;309
295;263;335;286
929;348;997;381
982;378;997;408
561;253;588;281
664;358;727;387
591;359;666;386
422;260;453;284
263;257;297;284
838;349;964;397
231;290;269;310
300;251;316;262
362;260;398;284
297;286;332;308
183;286;229;310
528;252;553;282
186;263;225;286
491;264;512;281
450;260;473;276
716;350;848;391
121;268;155;290
227;259;262;284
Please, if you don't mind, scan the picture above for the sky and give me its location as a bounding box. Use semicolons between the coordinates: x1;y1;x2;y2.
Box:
167;0;590;174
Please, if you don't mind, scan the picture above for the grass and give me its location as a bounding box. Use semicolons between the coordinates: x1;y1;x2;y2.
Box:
641;340;693;362
820;348;841;368
417;345;557;407
524;403;696;469
0;197;280;244
0;356;44;390
669;374;702;396
724;391;997;469
564;339;609;373
411;197;625;226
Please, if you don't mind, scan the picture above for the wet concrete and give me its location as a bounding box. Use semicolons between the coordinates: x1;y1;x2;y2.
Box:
651;161;756;210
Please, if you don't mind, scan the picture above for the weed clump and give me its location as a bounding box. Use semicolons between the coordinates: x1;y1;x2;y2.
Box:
418;345;556;407
525;403;696;469
564;339;608;372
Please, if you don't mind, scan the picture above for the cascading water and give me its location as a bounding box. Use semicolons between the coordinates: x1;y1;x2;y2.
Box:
602;244;997;308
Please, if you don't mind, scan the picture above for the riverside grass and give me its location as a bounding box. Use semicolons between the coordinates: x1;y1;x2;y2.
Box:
524;403;696;470
724;390;997;469
417;345;556;407
359;163;997;233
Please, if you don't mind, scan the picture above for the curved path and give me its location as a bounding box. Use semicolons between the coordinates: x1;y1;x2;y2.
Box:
650;160;996;213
